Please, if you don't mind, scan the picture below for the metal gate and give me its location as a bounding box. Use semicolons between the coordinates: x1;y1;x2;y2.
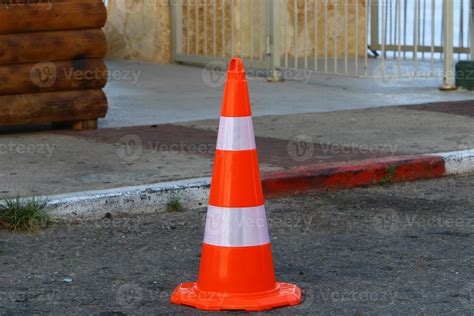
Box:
171;0;473;88
170;0;274;70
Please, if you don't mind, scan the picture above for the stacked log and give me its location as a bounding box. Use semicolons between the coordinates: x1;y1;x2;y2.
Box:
0;0;108;130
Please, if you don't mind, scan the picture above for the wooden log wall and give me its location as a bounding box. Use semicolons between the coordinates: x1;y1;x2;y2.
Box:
0;0;108;130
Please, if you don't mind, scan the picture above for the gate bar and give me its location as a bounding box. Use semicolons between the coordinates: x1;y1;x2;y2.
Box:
441;0;456;90
471;0;474;59
269;0;281;81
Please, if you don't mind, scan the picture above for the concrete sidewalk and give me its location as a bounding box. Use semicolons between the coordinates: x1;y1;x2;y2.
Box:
102;60;474;128
1;100;473;199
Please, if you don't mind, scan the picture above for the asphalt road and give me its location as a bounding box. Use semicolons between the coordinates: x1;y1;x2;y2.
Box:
1;175;474;315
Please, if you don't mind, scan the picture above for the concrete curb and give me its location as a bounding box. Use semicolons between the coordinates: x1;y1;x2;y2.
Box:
262;155;446;196
43;150;474;218
46;177;211;218
437;150;474;175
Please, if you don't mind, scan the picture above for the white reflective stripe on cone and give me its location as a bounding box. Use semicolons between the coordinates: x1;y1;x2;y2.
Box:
216;116;256;151
204;205;270;247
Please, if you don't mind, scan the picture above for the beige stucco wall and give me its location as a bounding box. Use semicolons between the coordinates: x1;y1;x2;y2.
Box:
283;0;367;58
105;0;171;63
104;0;367;63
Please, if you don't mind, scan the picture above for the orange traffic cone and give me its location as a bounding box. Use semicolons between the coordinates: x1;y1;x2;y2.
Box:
171;58;302;311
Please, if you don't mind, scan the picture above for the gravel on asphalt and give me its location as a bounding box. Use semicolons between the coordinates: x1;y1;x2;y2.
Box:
1;175;473;315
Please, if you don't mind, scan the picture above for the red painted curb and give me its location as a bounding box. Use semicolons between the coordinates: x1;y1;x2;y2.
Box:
262;155;446;197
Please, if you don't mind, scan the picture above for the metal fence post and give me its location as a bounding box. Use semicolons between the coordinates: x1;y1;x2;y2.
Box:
170;0;183;62
268;0;282;82
370;0;380;51
470;0;474;60
441;0;456;90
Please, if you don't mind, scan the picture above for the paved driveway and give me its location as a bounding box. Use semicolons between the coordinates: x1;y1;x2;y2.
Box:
1;175;474;314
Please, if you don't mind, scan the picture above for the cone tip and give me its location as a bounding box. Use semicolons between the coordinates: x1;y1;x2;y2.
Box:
221;58;251;116
228;58;244;73
227;58;246;81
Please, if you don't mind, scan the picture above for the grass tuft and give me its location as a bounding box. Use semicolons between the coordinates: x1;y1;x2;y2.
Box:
0;196;50;232
379;164;397;186
166;196;184;213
